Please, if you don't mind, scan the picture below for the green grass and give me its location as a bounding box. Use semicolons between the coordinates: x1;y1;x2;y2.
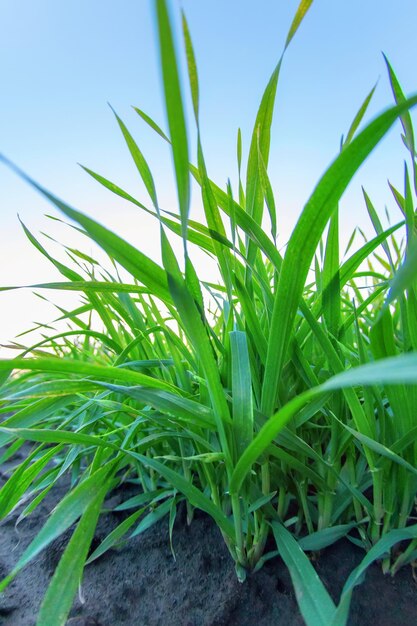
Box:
1;0;417;624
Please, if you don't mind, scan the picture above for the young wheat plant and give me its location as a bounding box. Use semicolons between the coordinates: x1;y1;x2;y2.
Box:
1;1;417;624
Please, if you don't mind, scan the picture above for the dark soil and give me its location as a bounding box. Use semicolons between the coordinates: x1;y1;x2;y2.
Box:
1;452;416;625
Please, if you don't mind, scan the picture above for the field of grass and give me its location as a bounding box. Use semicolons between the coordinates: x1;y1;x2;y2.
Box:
1;1;417;624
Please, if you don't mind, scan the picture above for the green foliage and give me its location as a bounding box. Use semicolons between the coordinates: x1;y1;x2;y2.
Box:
1;0;417;624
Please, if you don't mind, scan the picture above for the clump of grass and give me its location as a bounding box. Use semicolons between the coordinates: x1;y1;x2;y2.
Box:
1;1;417;624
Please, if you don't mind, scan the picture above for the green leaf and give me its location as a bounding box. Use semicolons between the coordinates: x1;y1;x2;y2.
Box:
0;427;118;452
80;164;149;210
97;382;216;429
333;524;417;625
130;497;172;537
129;450;235;540
230;331;253;457
87;508;145;564
385;229;417;306
322;353;417;390
109;105;159;209
0;445;60;519
18;217;82;282
0;462;116;591
298;523;359;551
0;397;73;446
362;188;394;267
182;11;199;120
192;170;282;269
160;230;232;466
0;357;175;392
230;390;314;494
322;210;340;337
272;521;336;626
2;327;121;357
0;157;172;303
232;353;417;493
343;83;377;147
155;0;190;242
257;132;277;240
245;59;280;269
36;480;110;626
133;106;169;142
285;0;314;49
339;221;402;288
114;489;172;512
233;275;268;364
244;0;312;266
329;419;417;477
261;94;417;417
384;55;415;158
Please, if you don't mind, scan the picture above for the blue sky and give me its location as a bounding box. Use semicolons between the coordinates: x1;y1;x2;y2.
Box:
1;0;417;350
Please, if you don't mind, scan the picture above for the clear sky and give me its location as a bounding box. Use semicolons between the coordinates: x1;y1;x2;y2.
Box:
1;0;417;353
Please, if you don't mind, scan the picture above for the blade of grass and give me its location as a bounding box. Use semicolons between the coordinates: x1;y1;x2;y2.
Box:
129;450;235;540
155;0;190;245
230;331;253;458
261;94;417;417
36;479;110;626
0;461;117;591
231;353;417;494
0;156;172;303
0;357;176;392
271;521;336;626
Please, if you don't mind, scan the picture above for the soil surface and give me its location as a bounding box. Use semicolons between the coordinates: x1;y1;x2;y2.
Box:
1;450;416;626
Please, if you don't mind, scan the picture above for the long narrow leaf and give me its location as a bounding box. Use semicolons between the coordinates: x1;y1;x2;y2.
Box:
261;94;417;417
